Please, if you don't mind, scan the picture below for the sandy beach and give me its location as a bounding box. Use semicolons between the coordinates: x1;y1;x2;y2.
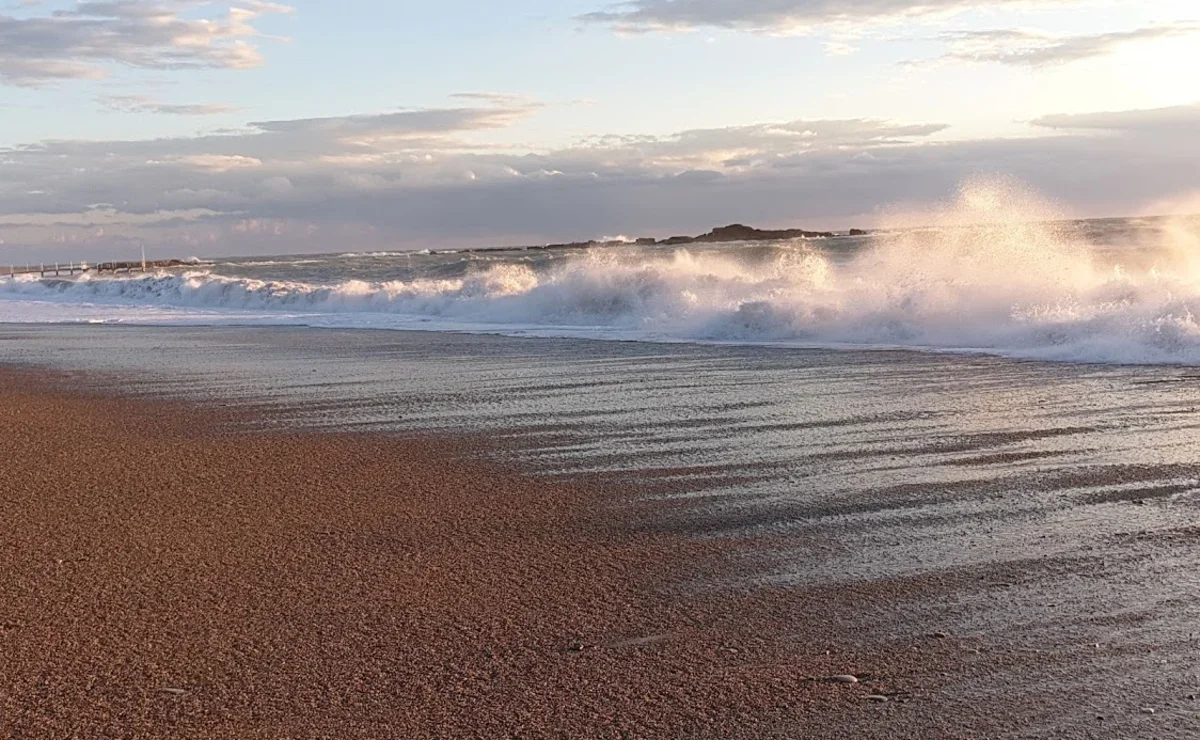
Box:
7;326;1200;739
0;367;907;739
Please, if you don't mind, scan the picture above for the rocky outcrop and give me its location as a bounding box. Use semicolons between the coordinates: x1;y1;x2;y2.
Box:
504;223;858;254
692;224;835;243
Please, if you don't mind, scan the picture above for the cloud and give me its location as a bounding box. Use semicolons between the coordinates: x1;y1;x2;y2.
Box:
179;154;262;171
1031;103;1200;132
579;0;1081;32
97;94;239;115
2;99;1200;257
823;40;859;56
916;23;1200;67
570;118;948;170
449;92;531;105
0;0;292;86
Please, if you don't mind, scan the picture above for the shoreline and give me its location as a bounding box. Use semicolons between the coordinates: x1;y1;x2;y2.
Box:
0;320;1168;372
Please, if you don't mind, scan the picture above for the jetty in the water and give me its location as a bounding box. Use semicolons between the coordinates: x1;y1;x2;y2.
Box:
7;258;199;278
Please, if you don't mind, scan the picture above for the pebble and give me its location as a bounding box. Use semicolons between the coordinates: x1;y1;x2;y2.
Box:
932;631;949;639
160;688;187;696
1140;707;1156;715
1190;694;1197;701
830;675;859;684
866;695;889;703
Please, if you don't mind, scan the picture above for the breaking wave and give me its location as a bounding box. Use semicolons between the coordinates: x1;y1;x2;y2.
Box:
4;181;1200;365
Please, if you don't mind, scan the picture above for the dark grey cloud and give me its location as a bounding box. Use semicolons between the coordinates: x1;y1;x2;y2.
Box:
0;0;290;85
1;101;1199;258
580;0;1075;32
918;24;1200;67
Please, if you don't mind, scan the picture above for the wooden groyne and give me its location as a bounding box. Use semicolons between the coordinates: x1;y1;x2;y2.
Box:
6;259;198;278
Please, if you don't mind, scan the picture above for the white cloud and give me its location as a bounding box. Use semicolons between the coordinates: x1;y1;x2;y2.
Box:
449;92;532;105
580;0;1084;33
97;94;239;115
1031;103;1200;132
823;40;859;56
179;154;263;171
914;23;1200;67
0;0;292;86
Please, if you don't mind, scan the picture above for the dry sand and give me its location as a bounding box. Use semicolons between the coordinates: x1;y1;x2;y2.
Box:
2;368;953;739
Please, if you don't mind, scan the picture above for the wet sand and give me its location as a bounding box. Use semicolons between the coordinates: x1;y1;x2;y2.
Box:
6;354;1200;739
0;369;916;739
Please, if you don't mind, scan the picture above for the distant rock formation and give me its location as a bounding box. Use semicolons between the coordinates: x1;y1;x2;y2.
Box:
848;229;870;237
539;223;842;251
658;235;696;246
691;224;835;243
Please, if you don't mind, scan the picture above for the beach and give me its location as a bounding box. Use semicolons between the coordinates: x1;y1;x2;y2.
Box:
0;365;893;739
6;326;1200;737
5;0;1200;734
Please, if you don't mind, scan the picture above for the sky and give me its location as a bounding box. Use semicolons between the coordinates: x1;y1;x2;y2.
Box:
1;0;1199;260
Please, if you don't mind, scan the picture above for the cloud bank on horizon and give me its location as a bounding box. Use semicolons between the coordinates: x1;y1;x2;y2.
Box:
0;0;1198;258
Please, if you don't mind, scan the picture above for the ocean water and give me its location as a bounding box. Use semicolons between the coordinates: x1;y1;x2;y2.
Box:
4;204;1200;365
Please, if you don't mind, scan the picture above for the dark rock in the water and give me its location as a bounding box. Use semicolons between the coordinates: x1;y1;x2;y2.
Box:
660;235;696;246
692;224;835;243
848;229;870;237
541;237;659;250
499;222;844;255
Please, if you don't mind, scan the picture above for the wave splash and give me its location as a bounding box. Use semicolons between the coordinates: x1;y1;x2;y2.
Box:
4;181;1200;365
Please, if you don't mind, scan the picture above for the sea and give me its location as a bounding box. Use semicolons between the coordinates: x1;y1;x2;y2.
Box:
2;213;1200;365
